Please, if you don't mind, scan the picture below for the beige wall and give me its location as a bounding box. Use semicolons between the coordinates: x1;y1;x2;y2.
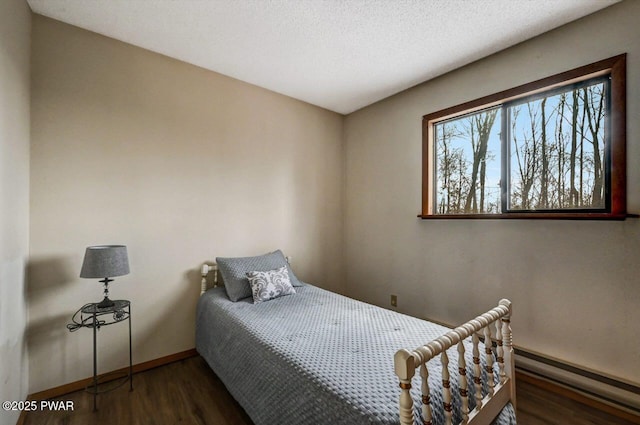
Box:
0;0;31;423
29;16;344;393
344;0;640;384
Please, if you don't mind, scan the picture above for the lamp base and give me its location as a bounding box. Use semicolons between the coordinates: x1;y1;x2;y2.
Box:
97;277;115;308
97;297;115;309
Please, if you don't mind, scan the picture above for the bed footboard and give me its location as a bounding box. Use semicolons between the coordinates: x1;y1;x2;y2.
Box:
395;299;515;425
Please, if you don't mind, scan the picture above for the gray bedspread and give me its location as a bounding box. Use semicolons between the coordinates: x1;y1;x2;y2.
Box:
196;285;516;425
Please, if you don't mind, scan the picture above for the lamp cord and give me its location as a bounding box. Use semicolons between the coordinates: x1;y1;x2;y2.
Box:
66;303;107;332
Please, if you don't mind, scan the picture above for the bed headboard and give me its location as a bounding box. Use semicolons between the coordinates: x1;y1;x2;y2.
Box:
200;263;218;295
200;256;292;295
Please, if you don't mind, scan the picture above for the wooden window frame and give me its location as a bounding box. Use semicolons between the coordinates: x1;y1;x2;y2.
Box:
420;54;627;220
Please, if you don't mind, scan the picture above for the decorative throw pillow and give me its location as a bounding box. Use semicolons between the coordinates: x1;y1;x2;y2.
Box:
216;250;303;302
246;266;296;304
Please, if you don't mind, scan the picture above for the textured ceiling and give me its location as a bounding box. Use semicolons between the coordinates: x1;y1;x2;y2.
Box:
27;0;619;114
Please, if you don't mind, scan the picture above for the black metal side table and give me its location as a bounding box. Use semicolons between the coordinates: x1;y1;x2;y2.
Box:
67;300;132;411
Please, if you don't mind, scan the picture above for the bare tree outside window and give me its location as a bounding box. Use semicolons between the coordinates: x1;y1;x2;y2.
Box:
507;80;607;211
421;55;626;219
435;108;501;214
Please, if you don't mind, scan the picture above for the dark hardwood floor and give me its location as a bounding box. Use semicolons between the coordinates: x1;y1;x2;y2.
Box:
23;356;638;425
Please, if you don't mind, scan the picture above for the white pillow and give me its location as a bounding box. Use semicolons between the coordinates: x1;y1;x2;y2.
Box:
246;265;296;304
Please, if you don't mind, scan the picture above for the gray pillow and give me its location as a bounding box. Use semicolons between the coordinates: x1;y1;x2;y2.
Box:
246;266;296;304
216;250;303;302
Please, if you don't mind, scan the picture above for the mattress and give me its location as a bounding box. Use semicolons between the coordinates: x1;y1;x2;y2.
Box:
196;284;516;425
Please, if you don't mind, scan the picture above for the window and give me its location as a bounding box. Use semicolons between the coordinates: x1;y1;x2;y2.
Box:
421;55;626;219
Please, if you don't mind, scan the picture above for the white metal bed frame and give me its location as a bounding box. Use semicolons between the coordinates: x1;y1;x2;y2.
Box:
200;263;516;425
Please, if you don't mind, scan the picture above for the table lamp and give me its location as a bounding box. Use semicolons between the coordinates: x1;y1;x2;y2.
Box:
80;245;130;308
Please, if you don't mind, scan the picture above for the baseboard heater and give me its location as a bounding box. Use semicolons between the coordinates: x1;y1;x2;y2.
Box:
515;348;640;414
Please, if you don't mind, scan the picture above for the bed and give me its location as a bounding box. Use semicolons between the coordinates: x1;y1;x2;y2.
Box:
196;254;516;425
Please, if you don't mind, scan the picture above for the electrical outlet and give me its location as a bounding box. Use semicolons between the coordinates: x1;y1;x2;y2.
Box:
390;294;397;307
